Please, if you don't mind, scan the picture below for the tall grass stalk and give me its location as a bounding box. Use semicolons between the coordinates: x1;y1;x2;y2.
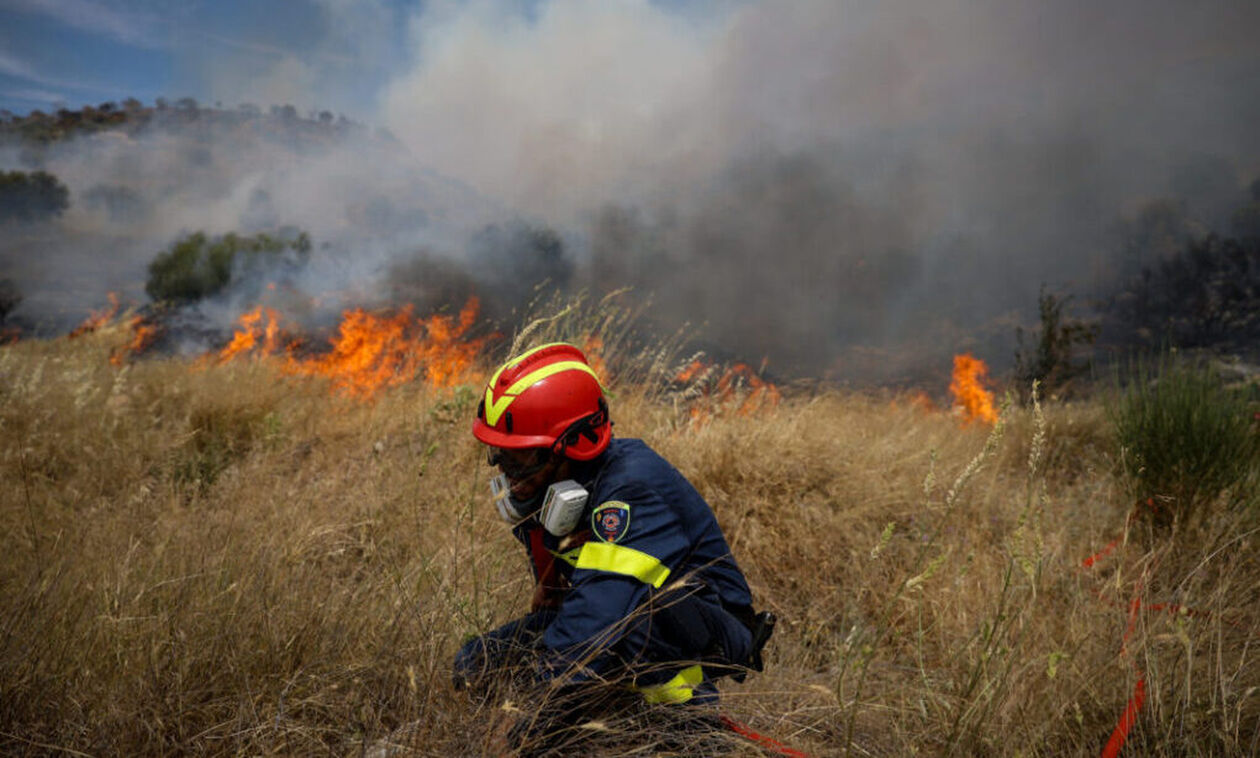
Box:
838;396;1009;756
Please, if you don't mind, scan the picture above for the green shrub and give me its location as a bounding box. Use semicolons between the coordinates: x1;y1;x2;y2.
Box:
145;229;310;304
1111;357;1260;524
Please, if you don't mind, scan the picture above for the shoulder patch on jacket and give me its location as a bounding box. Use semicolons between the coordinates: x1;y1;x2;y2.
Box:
591;501;631;543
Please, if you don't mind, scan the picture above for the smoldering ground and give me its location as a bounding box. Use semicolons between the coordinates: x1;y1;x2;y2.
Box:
5;0;1260;381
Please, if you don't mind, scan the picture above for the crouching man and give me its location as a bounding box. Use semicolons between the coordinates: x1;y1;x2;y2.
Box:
455;343;772;746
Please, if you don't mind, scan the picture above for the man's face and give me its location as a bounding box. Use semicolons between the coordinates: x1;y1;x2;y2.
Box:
487;446;558;502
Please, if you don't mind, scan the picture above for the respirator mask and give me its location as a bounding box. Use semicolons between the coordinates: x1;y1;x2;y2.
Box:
490;475;589;536
486;447;589;536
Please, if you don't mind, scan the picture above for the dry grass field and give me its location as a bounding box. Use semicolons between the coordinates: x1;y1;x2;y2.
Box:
1;313;1257;756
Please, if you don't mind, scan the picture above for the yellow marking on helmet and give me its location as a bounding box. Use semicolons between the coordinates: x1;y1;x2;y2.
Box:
486;342;573;392
483;387;515;428
505;360;598;395
483;358;601;428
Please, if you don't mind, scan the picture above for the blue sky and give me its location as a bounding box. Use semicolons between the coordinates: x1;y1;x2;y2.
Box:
0;0;712;119
0;0;425;117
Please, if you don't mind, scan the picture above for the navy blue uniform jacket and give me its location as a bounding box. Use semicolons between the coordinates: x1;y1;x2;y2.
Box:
511;438;754;682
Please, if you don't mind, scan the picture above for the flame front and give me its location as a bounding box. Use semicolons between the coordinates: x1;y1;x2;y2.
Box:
582;335;608;379
949;353;997;425
674;359;781;424
68;293;120;338
217;307;284;361
675;360;708;385
110;316;160;366
215;298;490;398
892;390;937;413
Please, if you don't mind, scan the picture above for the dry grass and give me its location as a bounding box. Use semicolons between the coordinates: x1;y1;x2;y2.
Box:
1;320;1257;756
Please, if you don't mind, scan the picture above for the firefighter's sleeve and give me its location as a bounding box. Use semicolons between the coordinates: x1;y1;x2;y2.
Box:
537;482;688;680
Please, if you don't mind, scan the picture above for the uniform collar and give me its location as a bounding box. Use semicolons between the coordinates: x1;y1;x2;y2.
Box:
569;439;616;489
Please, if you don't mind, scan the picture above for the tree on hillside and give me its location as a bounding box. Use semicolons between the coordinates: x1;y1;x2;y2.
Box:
1104;233;1260;355
1013;286;1098;401
1104;182;1260;357
0;170;69;223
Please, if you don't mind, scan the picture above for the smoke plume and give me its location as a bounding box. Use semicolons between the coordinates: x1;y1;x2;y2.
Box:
3;0;1259;382
383;0;1260;378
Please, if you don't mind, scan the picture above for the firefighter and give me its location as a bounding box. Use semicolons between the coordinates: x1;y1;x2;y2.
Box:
455;342;772;734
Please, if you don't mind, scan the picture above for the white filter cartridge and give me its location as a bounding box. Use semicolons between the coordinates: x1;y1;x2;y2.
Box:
539;479;589;536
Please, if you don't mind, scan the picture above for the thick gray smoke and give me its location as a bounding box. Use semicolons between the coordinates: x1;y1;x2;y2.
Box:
4;0;1259;382
0;112;499;338
383;0;1260;379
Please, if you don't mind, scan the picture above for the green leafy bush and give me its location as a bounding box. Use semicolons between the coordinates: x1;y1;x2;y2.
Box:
145;229;310;304
1111;357;1260;524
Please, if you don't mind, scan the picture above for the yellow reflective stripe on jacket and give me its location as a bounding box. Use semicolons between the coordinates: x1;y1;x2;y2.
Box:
637;664;704;704
574;542;670;588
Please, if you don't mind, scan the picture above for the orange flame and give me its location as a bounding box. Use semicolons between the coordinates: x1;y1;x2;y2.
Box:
949;353;998;425
217;307;284;362
214;298;490;398
892;390;938;413
675;360;709;385
582;335;608;379
68;293;120;338
674;359;780;425
109;316;160;366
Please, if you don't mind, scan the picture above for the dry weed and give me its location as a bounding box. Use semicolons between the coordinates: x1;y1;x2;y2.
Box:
0;326;1256;756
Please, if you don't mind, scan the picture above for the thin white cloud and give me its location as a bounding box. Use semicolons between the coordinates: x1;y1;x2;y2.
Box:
5;0;168;48
195;30;355;66
0;87;66;105
0;50;39;80
195;0;391;117
0;47;135;99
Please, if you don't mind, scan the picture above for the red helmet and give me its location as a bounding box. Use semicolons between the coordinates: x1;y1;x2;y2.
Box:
472;342;611;461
